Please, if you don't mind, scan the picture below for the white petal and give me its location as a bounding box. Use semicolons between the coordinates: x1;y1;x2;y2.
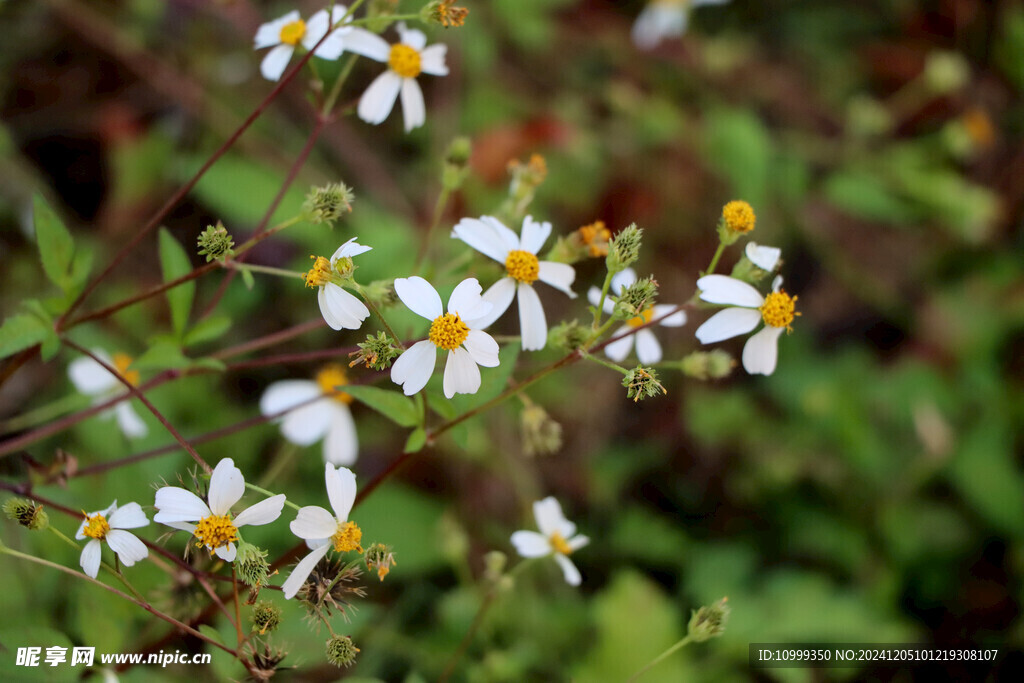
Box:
742;325;784;376
108;502;148;530
443;348;481;399
358;71;402;125
653;304;687;327
326;463;357;522
447;278;486;318
68;354;117;395
469;277;516;328
772;274;784;292
153;487;210;524
280;400;333;445
282;544;331;599
343;27;390;61
568;534;590;552
610;268;638;294
302;10;330;48
332;237;373;260
398;23;427;51
517;283;548;352
745;242;781;271
519;215;551;254
323;405;358;466
114;402;148;439
603;327;635;362
587;286;616;315
632;5;687;50
510;530;551;558
463;330;500;368
400;78;426;132
451;217;509;263
259;380;320;416
318;287;345;330
207;458;245;517
391;340;437;396
480;216;522;253
537;262;577;298
554;553;582;586
321;283;369;330
419;43;449;76
105;530;148;567
164;521;197;534
260;44;294;82
290;505;338;540
394;276;443;320
213;543;237;562
696;275;764;307
635;329;663;364
533;497;575;538
234;495;286;528
80;540;102;578
306;14;348;60
695;307;762;344
253;11;299;49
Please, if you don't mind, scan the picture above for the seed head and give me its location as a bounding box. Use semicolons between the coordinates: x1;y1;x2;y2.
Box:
236;542;270;589
305;183;355;227
250;601;282;635
325;635;360;668
350;331;401;371
2;498;49;531
196;222;235;263
606;223;643;274
622;365;667;403
687;597;730;642
614;276;658;320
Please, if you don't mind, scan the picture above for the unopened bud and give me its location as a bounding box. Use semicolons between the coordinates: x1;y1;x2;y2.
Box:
304;183;355;227
442;136;473;190
687;597;729;642
923;51;969;95
606;223;643;274
236;542;270;588
679;350;735;380
483;550;507;581
548;319;589;351
521;404;562;457
196;222;235;263
614;276;658;320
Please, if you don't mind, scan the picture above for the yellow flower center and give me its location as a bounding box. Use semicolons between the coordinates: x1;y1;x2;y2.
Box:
113;352;139;386
627;308;655;329
722;200;756;233
305;255;334;289
331;520;364;553
760;291;800;329
388;44;422;78
549;531;572;556
279;19;306;46
505;249;540;284
194;514;238;551
578;220;610;257
315;364;353;405
82;512;110;540
429;312;469;351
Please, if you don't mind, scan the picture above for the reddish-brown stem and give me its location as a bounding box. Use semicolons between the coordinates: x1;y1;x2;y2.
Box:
211;318;327;359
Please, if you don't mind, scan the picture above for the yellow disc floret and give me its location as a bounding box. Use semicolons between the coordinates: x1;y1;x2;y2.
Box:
82;512;110;540
316;364;353;404
113;352;140;386
627;308;655;329
388;44;422;78
759;290;799;329
722;200;756;233
429;312;470;350
505;249;540;284
549;531;572;556
305;255;334;289
331;520;363;553
279;19;306;46
194;514;238;551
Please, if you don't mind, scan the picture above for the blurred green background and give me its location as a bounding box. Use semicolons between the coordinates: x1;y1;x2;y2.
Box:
1;0;1023;680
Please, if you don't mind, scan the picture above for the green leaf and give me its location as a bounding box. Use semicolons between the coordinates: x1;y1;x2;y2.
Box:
39;332;61;361
824;170;919;224
33;195;76;293
183;315;232;347
703;108;773;208
241;267;256;290
343;385;421;428
158;227;195;337
0;314;49;359
404;427;427;453
133;339;192;371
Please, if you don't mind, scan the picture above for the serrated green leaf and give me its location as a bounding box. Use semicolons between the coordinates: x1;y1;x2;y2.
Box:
404;427;427;453
344;385;421;427
0;314;49;359
183;315;232;347
33;195;75;293
158;227;195;337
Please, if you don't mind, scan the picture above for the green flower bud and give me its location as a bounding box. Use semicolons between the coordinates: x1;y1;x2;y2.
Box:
923;51;969;95
606;223;642;274
548;319;589;351
687;597;730;642
614;276;658;320
304;183;355;227
196;222;235;263
236;541;270;588
679;350;736;380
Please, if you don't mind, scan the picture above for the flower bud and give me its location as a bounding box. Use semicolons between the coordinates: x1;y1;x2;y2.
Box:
304;183;355;227
236;541;270;589
196;222;235;263
679;350;735;380
687;597;729;642
614;276;658;320
349;331;401;371
606;223;642;274
548;319;589;351
521;404;562;457
442;136;473;190
923;51;969;95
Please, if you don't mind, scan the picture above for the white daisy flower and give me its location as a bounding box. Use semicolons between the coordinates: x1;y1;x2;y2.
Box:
632;0;731;50
451;215;577;351
586;267;687;364
305;237;372;331
510;497;589;586
68;350;148;439
153;458;286;562
75;500;149;579
390;277;500;398
694;274;799;376
259;364;359;466
745;242;781;272
254;6;357;81
281;463;362;599
355;22;449;132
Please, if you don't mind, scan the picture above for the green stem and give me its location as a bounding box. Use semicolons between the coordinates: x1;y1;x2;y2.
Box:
592;271;613;328
414;185;452;274
704;242;727;276
224;261;305;280
626;635;693;682
257;442;300;489
355;282;405;350
0;393;89;434
48;526;81;551
244;482;301;513
583;352;629;375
